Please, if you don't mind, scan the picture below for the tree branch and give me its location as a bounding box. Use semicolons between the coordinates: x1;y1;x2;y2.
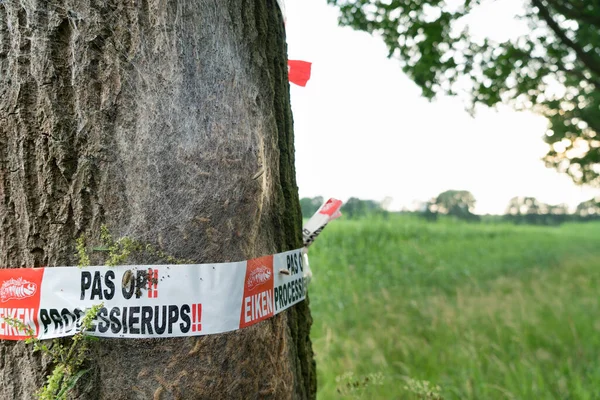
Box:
531;0;600;78
544;0;600;28
554;59;600;89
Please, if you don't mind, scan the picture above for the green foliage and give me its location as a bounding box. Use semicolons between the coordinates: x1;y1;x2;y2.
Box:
403;378;443;400
335;371;385;399
300;196;325;217
341;197;387;219
92;225;193;266
504;196;600;225
95;226;140;266
7;226;192;399
424;190;479;222
4;304;103;399
308;215;600;398
327;0;600;186
75;234;91;267
576;196;600;218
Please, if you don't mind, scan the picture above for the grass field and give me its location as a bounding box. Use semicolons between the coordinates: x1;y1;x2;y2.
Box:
307;215;600;399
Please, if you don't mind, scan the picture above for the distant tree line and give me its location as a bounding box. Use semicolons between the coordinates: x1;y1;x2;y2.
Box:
300;192;600;226
299;196;325;218
505;196;600;225
421;190;479;222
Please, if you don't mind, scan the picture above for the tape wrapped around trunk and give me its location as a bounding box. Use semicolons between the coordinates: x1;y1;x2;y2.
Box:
0;248;306;340
0;198;342;340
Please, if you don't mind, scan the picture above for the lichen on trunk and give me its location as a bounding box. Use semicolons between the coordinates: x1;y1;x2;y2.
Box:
0;0;315;398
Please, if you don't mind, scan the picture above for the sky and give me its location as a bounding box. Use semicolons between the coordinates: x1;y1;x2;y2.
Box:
284;0;600;215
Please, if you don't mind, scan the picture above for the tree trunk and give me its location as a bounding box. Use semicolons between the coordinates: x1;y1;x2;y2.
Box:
0;0;316;398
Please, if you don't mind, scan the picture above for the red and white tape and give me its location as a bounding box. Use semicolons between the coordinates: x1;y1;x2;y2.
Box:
301;198;343;283
0;199;341;341
277;0;313;87
288;60;312;87
0;249;306;340
302;198;343;248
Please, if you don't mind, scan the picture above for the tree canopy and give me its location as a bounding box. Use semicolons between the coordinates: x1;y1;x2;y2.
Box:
427;189;480;221
504;196;569;224
576;196;600;217
327;0;600;186
300;196;324;217
341;197;387;218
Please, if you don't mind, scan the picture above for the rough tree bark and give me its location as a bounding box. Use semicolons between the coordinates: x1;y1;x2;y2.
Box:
0;0;316;398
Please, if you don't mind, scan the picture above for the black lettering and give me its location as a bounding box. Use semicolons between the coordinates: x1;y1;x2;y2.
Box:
274;285;279;311
293;253;299;274
129;306;140;334
299;252;303;272
109;308;122;334
122;270;134;299
141;306;153;335
74;308;84;329
90;271;103;300
39;309;51;334
179;304;191;333
291;280;295;301
287;255;292;273
154;306;167;334
284;282;290;306
122;306;128;334
292;280;297;302
135;270;147;299
104;271;115;300
49;308;63;333
97;307;109;333
80;271;92;300
305;226;325;246
60;308;75;333
278;286;283;309
167;305;179;334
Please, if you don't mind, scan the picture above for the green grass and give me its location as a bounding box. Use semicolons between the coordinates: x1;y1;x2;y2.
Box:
307;215;600;399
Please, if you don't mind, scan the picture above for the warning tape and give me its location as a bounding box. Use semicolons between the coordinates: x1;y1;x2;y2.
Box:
277;0;313;87
0;199;341;341
288;60;312;87
303;198;342;248
301;198;342;283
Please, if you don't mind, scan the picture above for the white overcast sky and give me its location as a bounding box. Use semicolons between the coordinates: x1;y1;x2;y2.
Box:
284;0;600;214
